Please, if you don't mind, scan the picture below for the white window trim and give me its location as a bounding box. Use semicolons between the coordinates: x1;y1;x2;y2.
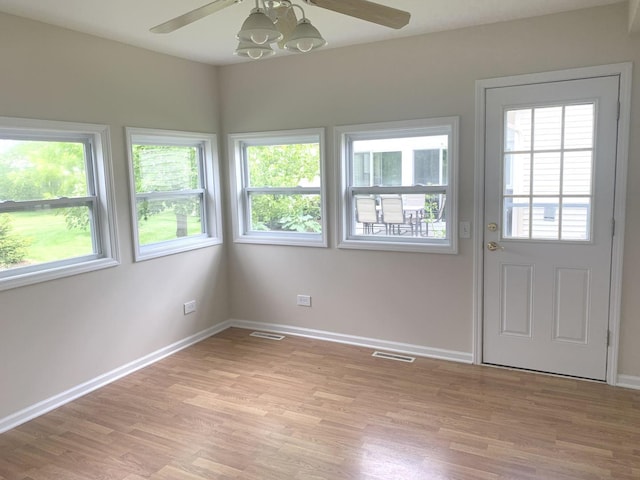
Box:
336;117;459;254
125;127;223;262
0;117;120;291
228;128;328;248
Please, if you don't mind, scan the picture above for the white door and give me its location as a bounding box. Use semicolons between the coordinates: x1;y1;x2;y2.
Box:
483;76;620;380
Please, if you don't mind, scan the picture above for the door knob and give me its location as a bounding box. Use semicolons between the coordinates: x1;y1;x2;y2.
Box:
487;241;502;251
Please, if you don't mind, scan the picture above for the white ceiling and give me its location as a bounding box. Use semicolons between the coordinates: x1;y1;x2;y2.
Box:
0;0;626;65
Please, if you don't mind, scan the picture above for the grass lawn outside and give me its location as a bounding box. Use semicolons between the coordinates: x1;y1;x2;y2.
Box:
137;211;203;245
3;210;203;269
9;210;93;264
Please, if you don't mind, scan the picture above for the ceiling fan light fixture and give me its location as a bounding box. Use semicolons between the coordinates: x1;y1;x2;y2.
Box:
284;18;326;53
234;40;275;60
237;8;283;45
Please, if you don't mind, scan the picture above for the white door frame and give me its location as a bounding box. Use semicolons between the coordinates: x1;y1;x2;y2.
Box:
473;63;632;386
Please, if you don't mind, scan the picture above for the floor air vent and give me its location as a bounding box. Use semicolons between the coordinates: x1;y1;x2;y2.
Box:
250;331;285;341
372;351;416;363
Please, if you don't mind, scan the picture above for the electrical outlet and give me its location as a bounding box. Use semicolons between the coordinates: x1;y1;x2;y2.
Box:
296;294;311;307
183;300;197;315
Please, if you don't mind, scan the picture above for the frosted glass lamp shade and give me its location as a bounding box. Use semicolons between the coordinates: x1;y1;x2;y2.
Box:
283;19;326;53
237;9;283;45
234;40;275;59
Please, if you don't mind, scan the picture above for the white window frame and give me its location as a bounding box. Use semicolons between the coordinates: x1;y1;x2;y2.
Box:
125;128;223;261
337;117;459;254
0;117;119;291
229;128;327;247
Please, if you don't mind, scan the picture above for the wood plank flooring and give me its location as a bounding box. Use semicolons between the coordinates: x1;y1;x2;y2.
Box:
1;327;639;479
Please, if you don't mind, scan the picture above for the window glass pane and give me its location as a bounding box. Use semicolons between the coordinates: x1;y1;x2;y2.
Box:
531;197;559;239
564;104;594;149
373;152;401;186
0;207;93;271
0;140;87;201
246;143;320;188
350;193;446;239
353;152;370;187
561;197;591;241
133;145;199;193
353;135;448;187
248;193;321;233
505;109;532;152
563;151;592;195
504;153;530;195
136;195;204;245
422;193;447;239
503;197;530;239
534;106;563;151
414;149;443;185
532;152;561;195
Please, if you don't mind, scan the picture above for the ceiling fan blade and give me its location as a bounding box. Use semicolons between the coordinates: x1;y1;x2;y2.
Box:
150;0;240;34
306;0;410;29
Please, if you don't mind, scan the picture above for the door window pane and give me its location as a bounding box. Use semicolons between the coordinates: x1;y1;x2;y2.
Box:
564;104;594;149
504;154;531;195
532;152;561;195
563;151;592;195
531;197;559;239
534;106;563;151
503;197;530;239
505;109;532;152
561;197;591;240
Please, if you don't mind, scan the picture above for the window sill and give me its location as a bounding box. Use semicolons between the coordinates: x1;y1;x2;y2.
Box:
234;232;327;248
0;257;120;292
338;238;457;254
135;236;223;262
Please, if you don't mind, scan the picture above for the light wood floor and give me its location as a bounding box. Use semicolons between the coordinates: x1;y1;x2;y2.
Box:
1;327;639;480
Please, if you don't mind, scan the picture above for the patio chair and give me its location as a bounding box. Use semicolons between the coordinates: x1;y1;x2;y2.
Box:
381;195;412;235
355;196;379;234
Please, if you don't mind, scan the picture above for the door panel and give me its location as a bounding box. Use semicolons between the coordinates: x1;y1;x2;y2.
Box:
483;76;619;380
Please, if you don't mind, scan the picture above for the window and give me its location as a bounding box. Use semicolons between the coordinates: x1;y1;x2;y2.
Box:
337;117;458;253
126;128;222;261
503;105;594;241
229;128;327;247
0;117;119;290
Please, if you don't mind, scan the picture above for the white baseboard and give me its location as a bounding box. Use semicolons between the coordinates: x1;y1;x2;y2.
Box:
0;320;232;434
229;319;474;364
616;374;640;390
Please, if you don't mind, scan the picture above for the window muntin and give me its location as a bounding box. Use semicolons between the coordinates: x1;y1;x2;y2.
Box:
503;104;595;241
230;129;326;247
0;118;118;290
126;128;222;261
338;118;458;253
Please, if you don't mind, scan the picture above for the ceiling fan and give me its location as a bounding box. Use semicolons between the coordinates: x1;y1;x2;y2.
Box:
150;0;411;59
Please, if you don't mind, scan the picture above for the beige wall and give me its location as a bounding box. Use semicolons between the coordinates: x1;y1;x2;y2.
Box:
1;2;639;422
0;13;229;419
220;3;640;376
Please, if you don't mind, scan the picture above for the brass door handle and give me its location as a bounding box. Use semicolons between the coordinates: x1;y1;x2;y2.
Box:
487;241;502;251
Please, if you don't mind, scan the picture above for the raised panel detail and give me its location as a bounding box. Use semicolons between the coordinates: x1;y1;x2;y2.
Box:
500;264;533;337
554;268;590;344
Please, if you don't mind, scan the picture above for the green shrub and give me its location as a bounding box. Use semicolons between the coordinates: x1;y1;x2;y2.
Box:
0;214;30;267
